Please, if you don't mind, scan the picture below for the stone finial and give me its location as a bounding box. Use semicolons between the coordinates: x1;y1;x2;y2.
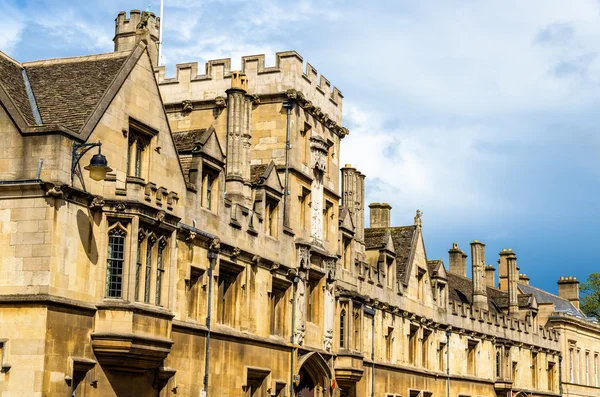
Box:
414;209;422;227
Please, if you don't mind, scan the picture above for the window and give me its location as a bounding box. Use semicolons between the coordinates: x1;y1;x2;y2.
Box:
595;353;598;387
270;279;289;337
496;349;502;378
439;343;447;372
106;225;126;298
422;329;431;368
353;304;362;351
409;325;418;365
155;239;167;305
438;284;446;307
245;368;270;397
532;352;538;388
326;140;333;178
301;123;311;165
135;230;145;301
188;267;204;321
386;257;394;288
144;235;155;303
217;263;243;327
467;340;477;376
202;167;218;211
340;309;347;349
570;348;574;383
417;269;425;301
512;361;518;383
548;362;555;391
265;197;279;238
586;351;590;385
306;277;319;324
342;237;351;270
386;327;393;361
300;188;310;230
127;133;149;178
577;349;581;383
324;200;333;240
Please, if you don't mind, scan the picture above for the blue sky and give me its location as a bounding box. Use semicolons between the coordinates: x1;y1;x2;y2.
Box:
2;0;599;294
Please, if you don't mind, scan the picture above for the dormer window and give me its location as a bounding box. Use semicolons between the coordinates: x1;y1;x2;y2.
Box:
266;197;279;238
126;118;158;179
202;167;219;211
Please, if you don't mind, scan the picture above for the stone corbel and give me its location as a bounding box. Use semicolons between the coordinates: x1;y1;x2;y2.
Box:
215;96;227;108
181;100;193;114
90;195;105;210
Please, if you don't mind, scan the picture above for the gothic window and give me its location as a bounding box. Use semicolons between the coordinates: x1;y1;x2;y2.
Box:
106;225;127;298
155;238;167;305
135;230;145;301
144;234;156;304
340;309;346;349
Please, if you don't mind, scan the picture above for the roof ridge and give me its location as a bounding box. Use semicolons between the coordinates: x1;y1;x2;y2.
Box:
0;50;23;69
447;271;507;294
518;283;562;300
23;51;130;67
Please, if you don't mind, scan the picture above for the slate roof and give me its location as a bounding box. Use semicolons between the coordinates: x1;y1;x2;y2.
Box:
519;283;588;319
364;228;388;250
22;52;129;132
0;52;35;125
446;272;507;313
427;259;442;277
172;128;207;153
250;164;269;184
365;225;416;285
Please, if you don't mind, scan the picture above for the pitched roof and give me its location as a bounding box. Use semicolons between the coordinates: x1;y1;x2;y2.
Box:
427;259;442;277
519;283;588;320
365;225;416;284
0;52;35;125
173;128;207;153
364;228;388;250
446;272;506;313
22;52;129;132
250;164;269;184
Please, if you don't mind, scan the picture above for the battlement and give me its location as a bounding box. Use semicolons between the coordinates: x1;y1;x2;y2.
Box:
156;51;344;123
115;10;160;41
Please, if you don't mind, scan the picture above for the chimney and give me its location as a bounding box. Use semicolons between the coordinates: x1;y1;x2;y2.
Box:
506;250;519;318
369;203;391;229
448;243;467;277
558;276;580;309
498;249;511;291
341;165;366;241
471;240;487;309
485;265;496;288
114;10;161;67
519;274;530;286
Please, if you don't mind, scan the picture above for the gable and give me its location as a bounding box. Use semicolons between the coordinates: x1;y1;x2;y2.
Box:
262;162;283;192
0;51;34;127
199;126;225;163
339;207;355;232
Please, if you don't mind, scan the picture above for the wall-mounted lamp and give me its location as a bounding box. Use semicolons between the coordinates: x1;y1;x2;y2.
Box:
71;141;112;190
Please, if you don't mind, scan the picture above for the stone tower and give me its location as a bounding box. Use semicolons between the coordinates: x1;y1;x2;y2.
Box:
114;10;160;67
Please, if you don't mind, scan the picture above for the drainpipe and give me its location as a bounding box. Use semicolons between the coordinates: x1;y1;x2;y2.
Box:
364;306;376;397
446;329;451;397
282;100;293;227
289;276;299;396
559;354;563;396
202;250;218;396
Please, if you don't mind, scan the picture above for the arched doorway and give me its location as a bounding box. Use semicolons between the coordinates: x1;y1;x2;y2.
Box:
295;352;331;397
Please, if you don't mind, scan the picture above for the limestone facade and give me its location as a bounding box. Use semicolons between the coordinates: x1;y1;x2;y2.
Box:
0;8;596;397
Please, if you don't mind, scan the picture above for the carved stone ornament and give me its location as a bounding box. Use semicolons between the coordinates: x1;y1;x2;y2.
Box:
45;185;63;197
286;89;297;99
414;209;423;227
136;10;151;30
252;255;261;267
296;245;310;269
270;262;281;272
323;329;333;352
215;96;226;108
326;259;337;282
90;195;105;209
230;247;241;260
310;137;329;173
156;210;166;223
294;325;305;345
209;237;221;252
251;94;260;105
186;231;197;242
115;201;127;212
181;100;193;113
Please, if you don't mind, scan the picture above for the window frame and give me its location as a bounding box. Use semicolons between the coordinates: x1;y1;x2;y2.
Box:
105;223;128;298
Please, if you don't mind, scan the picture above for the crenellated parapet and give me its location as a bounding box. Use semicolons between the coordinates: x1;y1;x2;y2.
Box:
155;51;344;124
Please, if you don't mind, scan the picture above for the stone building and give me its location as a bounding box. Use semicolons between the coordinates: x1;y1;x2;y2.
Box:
0;8;596;397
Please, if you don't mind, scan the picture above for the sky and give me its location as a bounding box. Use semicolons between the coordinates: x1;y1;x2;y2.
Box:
1;0;599;294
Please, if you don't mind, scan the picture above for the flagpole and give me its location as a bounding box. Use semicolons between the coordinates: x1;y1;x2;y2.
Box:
158;0;164;66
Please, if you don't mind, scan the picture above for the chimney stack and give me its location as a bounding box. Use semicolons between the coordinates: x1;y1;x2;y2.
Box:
498;249;511;291
506;250;519;318
448;243;467;277
485;265;496;288
558;276;580;309
519;274;530;286
114;10;161;67
471;240;487;309
369;203;391;229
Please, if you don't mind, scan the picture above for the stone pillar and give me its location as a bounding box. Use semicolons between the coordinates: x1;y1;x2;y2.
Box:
310;135;328;243
558;276;580;309
225;72;252;207
448;243;467;277
507;251;519;318
341;164;366;240
485;265;496;288
471;240;487;310
369;202;392;228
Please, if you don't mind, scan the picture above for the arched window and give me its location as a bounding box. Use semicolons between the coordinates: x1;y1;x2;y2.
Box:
340;309;346;349
155;238;167;305
144;234;156;303
106;225;127;298
135;229;146;301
